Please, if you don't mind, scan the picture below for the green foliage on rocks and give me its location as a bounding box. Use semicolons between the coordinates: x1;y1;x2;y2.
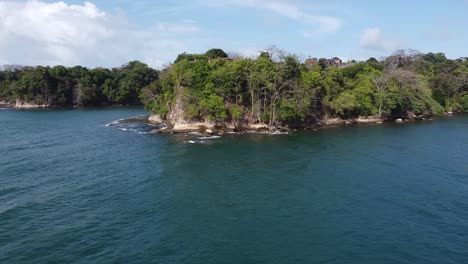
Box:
139;49;467;126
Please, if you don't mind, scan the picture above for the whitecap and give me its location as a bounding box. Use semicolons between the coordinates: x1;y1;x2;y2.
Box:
105;121;119;127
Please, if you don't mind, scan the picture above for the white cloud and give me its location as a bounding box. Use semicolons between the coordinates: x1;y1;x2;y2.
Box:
0;0;202;68
202;0;341;34
237;47;262;58
360;27;401;52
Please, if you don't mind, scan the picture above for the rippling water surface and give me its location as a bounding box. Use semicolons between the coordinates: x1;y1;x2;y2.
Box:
1;108;467;264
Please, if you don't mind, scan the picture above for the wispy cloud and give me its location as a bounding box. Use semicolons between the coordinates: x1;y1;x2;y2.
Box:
360;27;401;53
202;0;342;34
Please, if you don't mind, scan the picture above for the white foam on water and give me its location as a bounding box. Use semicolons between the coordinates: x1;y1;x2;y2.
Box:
138;131;156;135
197;136;221;140
188;140;196;144
270;131;289;135
105;121;118;127
106;114;147;126
246;130;288;135
105;118;126;127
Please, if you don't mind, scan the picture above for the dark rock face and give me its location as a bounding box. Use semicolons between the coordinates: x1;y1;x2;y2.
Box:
304;58;318;68
305;57;343;68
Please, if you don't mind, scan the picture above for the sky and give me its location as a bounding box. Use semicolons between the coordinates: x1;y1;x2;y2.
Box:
0;0;467;68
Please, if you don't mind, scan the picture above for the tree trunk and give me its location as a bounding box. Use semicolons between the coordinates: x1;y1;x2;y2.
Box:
250;89;255;123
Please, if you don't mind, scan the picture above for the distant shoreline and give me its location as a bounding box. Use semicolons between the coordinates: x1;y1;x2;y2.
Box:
0;100;143;110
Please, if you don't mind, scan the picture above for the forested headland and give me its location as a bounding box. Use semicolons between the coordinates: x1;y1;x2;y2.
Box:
141;48;468;131
1;48;467;130
0;61;157;107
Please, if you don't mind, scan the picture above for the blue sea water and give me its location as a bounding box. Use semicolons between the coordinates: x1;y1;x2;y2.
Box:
1;108;467;264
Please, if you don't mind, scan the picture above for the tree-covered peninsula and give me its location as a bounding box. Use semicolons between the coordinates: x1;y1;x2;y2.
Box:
141;48;468;132
1;48;467;132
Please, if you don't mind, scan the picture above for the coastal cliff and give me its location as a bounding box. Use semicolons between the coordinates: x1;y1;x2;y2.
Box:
166;84;218;132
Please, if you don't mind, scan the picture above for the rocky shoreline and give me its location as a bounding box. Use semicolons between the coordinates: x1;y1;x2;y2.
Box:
0;101;450;135
0;99;50;109
0;100;13;108
146;114;441;135
0;99;142;109
14;99;50;109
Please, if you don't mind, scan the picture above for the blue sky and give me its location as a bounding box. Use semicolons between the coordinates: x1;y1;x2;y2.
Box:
1;0;467;68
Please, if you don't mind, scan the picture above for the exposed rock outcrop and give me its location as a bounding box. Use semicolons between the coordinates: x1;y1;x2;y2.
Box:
15;99;49;109
322;116;385;126
353;117;385;124
169;85;187;126
0;100;13;107
162;84;218;132
305;57;343;69
148;114;163;124
248;123;270;130
171;122;215;132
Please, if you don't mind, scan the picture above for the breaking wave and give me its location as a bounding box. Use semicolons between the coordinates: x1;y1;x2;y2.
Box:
106;115;158;135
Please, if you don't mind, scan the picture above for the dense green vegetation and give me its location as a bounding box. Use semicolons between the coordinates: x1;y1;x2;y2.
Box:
1;49;467;127
0;61;157;106
142;49;468;127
